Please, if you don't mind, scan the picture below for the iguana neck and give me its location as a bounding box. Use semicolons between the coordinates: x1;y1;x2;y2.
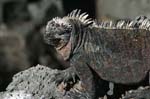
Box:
68;19;88;55
56;19;86;61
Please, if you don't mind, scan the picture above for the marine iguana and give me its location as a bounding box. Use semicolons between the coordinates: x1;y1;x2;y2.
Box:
43;9;150;98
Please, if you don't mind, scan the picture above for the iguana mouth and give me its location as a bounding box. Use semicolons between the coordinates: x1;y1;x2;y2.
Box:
51;39;61;46
44;38;61;47
56;39;71;60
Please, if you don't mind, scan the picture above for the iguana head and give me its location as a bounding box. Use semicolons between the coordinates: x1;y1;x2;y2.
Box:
44;9;92;60
44;17;72;50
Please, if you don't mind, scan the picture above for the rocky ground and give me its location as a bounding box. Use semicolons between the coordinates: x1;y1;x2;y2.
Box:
0;64;149;99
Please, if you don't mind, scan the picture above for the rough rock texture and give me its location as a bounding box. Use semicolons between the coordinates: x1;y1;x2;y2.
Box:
1;65;90;99
0;91;33;99
121;86;150;99
6;64;61;99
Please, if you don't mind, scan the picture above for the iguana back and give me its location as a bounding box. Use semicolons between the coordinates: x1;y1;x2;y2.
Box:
82;28;150;84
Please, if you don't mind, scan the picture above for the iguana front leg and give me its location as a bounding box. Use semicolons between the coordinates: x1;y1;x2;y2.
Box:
72;60;95;99
54;62;95;98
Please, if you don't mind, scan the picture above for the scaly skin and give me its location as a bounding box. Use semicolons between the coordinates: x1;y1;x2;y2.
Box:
43;10;150;98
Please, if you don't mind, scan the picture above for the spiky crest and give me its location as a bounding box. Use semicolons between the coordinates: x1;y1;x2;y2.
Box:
92;16;150;30
65;9;93;26
49;9;150;31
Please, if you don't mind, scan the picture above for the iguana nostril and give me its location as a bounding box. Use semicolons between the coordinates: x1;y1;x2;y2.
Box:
56;23;60;27
53;38;61;43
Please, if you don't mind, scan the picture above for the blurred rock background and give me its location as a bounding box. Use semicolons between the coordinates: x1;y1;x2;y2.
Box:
96;0;150;20
0;0;150;93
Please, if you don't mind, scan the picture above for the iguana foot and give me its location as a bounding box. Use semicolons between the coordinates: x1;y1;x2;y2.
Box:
53;66;79;96
55;67;77;85
54;67;93;98
52;66;94;98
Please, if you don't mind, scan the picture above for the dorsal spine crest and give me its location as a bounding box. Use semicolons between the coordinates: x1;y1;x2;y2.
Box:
92;16;150;30
65;9;93;26
51;10;150;31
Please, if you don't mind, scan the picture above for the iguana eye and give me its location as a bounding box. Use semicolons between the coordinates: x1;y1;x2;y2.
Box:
58;32;66;35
